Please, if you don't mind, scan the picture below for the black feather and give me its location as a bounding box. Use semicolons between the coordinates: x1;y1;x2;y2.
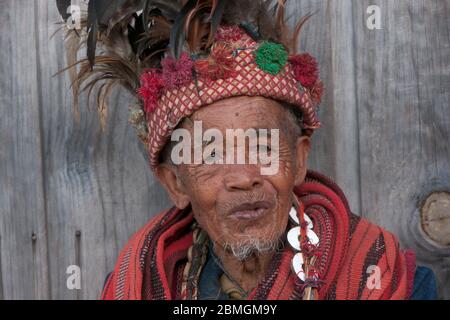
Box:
143;0;181;31
207;0;227;46
86;0;132;67
87;1;98;67
169;0;198;59
56;0;72;21
107;0;145;32
128;14;144;55
239;22;261;40
95;0;128;26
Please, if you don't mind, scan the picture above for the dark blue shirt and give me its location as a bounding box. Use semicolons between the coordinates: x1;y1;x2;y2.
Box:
410;266;438;300
197;248;439;300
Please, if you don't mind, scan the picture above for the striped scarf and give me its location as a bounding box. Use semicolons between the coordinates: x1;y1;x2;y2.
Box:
101;170;416;300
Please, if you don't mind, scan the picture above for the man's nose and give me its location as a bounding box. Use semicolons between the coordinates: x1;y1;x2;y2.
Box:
224;166;263;191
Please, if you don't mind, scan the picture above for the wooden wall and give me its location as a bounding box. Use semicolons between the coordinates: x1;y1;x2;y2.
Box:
0;0;449;299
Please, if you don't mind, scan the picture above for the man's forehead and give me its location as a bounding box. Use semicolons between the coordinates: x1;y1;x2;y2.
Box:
187;96;286;130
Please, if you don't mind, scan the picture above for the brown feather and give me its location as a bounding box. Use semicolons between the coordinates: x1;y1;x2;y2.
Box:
275;0;286;35
96;82;108;130
292;11;316;53
187;16;208;52
63;29;84;122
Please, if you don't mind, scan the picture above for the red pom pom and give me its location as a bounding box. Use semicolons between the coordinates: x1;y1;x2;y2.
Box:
137;69;164;114
195;43;236;82
161;53;194;89
289;53;319;89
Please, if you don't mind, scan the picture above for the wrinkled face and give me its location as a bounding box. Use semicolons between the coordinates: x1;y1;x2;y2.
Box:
157;96;310;260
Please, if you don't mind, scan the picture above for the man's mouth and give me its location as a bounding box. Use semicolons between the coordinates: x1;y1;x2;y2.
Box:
228;201;272;220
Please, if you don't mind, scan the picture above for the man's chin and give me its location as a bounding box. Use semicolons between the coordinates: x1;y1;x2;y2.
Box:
219;236;283;261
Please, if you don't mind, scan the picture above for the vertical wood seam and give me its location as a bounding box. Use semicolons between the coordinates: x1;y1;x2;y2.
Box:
33;0;52;300
0;235;4;300
351;2;364;218
75;230;81;300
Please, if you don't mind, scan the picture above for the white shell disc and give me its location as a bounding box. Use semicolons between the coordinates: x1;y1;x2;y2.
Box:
291;252;305;281
287;226;319;250
288;207;314;229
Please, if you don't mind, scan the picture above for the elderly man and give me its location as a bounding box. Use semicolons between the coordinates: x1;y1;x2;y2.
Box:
58;0;437;299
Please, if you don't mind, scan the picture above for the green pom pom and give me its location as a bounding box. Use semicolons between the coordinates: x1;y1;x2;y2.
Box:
254;42;288;75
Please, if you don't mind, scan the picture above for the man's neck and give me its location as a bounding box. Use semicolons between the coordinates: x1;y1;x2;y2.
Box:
213;244;275;293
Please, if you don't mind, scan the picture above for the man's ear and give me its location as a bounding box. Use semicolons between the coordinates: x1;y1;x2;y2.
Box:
294;135;311;186
155;164;190;209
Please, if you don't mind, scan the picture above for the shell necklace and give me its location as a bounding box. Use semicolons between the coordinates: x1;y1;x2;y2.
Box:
287;197;322;299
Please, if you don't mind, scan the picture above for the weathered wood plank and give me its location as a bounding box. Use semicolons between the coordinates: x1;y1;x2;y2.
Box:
36;0;171;299
0;0;50;299
354;0;450;298
287;0;361;214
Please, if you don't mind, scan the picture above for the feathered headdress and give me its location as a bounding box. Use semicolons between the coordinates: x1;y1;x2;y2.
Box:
56;0;324;167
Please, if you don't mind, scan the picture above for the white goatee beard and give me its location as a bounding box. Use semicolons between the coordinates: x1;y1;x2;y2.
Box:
221;237;284;261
